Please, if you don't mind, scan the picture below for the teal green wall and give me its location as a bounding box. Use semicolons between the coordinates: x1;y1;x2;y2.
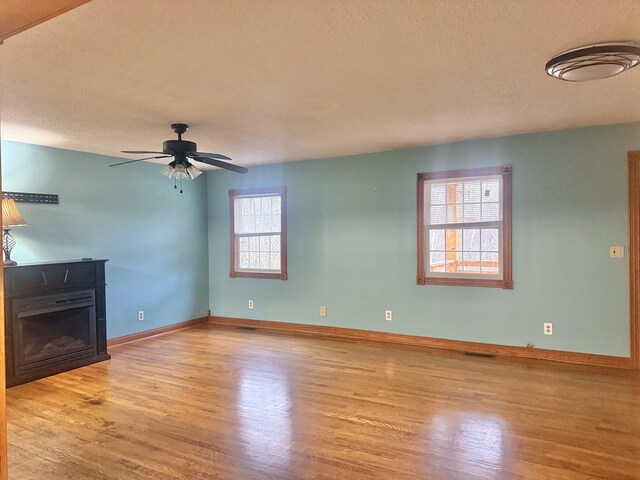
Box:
3;122;636;355
1;141;209;339
208;123;640;357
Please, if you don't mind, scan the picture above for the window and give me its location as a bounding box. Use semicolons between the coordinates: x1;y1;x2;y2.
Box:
417;166;512;288
229;187;287;280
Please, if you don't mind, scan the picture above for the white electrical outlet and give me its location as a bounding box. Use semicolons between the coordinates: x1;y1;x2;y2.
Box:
544;323;553;335
320;305;327;317
610;246;625;258
248;299;254;309
385;310;392;321
137;310;144;322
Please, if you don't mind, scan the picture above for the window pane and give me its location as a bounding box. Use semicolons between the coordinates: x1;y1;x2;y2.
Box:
430;251;445;272
249;252;259;269
236;234;281;271
255;214;265;232
240;198;251;215
254;197;263;214
463;252;480;272
482;180;500;202
235;195;281;234
259;252;270;270
239;252;249;269
430;229;445;251
455;183;464;203
430;205;446;225
426;177;502;226
445;229;462;251
431;183;446;205
481;252;500;273
482;202;500;221
463;203;480;223
446;251;462;272
445;183;459;204
270;252;281;270
263;214;273;231
272;214;281;232
270;235;281;252
481;229;499;252
240;215;251;234
464;181;481;203
272;196;281;214
261;197;272;214
463;229;480;251
447;204;463;223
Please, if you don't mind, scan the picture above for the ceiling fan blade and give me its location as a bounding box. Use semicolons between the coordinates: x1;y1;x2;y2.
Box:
191;151;232;161
109;155;171;167
121;150;167;154
191;155;249;174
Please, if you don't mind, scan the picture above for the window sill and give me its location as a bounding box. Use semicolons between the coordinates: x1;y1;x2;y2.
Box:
230;271;287;280
417;276;512;289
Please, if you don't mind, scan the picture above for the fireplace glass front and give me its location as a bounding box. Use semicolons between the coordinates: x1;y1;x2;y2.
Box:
13;290;97;376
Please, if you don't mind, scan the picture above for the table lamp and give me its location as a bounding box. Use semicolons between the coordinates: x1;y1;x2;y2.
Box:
2;198;28;266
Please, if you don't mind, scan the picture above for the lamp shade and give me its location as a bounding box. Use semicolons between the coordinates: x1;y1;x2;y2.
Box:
2;199;28;227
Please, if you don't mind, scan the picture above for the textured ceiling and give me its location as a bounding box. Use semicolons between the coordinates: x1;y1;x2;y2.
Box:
1;0;640;169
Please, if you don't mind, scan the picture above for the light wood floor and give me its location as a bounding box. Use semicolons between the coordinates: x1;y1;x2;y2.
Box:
6;324;640;479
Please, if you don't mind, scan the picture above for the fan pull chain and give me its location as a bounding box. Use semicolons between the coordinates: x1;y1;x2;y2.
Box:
174;179;177;189
180;178;183;194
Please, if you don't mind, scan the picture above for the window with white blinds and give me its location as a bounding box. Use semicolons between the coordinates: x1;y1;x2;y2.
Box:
229;187;287;280
417;167;512;289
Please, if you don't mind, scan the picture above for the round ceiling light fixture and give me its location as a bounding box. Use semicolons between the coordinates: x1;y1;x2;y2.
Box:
545;42;640;81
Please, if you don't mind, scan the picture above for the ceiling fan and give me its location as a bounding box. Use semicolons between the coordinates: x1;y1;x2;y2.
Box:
110;123;248;192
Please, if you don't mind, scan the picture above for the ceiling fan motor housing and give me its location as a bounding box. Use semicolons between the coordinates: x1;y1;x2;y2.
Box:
114;122;247;175
163;139;197;155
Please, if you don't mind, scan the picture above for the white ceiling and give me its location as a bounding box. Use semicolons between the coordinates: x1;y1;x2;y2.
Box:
1;0;640;169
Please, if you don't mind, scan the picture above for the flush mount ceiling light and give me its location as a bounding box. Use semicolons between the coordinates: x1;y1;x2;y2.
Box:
545;42;640;82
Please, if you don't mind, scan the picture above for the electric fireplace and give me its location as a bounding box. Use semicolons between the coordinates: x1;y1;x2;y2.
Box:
4;260;110;387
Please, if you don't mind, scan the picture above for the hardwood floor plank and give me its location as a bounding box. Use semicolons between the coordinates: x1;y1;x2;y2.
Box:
6;324;640;479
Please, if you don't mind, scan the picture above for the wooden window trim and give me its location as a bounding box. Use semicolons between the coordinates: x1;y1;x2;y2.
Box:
417;166;512;289
229;186;287;280
629;151;640;369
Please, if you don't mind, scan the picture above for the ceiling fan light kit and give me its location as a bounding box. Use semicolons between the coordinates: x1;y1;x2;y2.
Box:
112;123;248;193
545;42;640;81
161;163;203;181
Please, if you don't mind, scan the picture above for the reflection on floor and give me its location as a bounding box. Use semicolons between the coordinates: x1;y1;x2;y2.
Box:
7;323;640;479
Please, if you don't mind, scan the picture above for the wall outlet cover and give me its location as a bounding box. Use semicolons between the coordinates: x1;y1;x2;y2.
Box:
610;246;625;258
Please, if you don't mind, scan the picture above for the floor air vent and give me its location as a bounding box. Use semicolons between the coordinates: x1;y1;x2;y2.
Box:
236;326;258;331
464;352;496;358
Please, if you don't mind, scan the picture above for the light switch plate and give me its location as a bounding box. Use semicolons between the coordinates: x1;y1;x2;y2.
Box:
610;246;625;258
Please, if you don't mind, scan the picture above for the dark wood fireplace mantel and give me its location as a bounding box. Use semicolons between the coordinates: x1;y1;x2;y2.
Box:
4;259;110;387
